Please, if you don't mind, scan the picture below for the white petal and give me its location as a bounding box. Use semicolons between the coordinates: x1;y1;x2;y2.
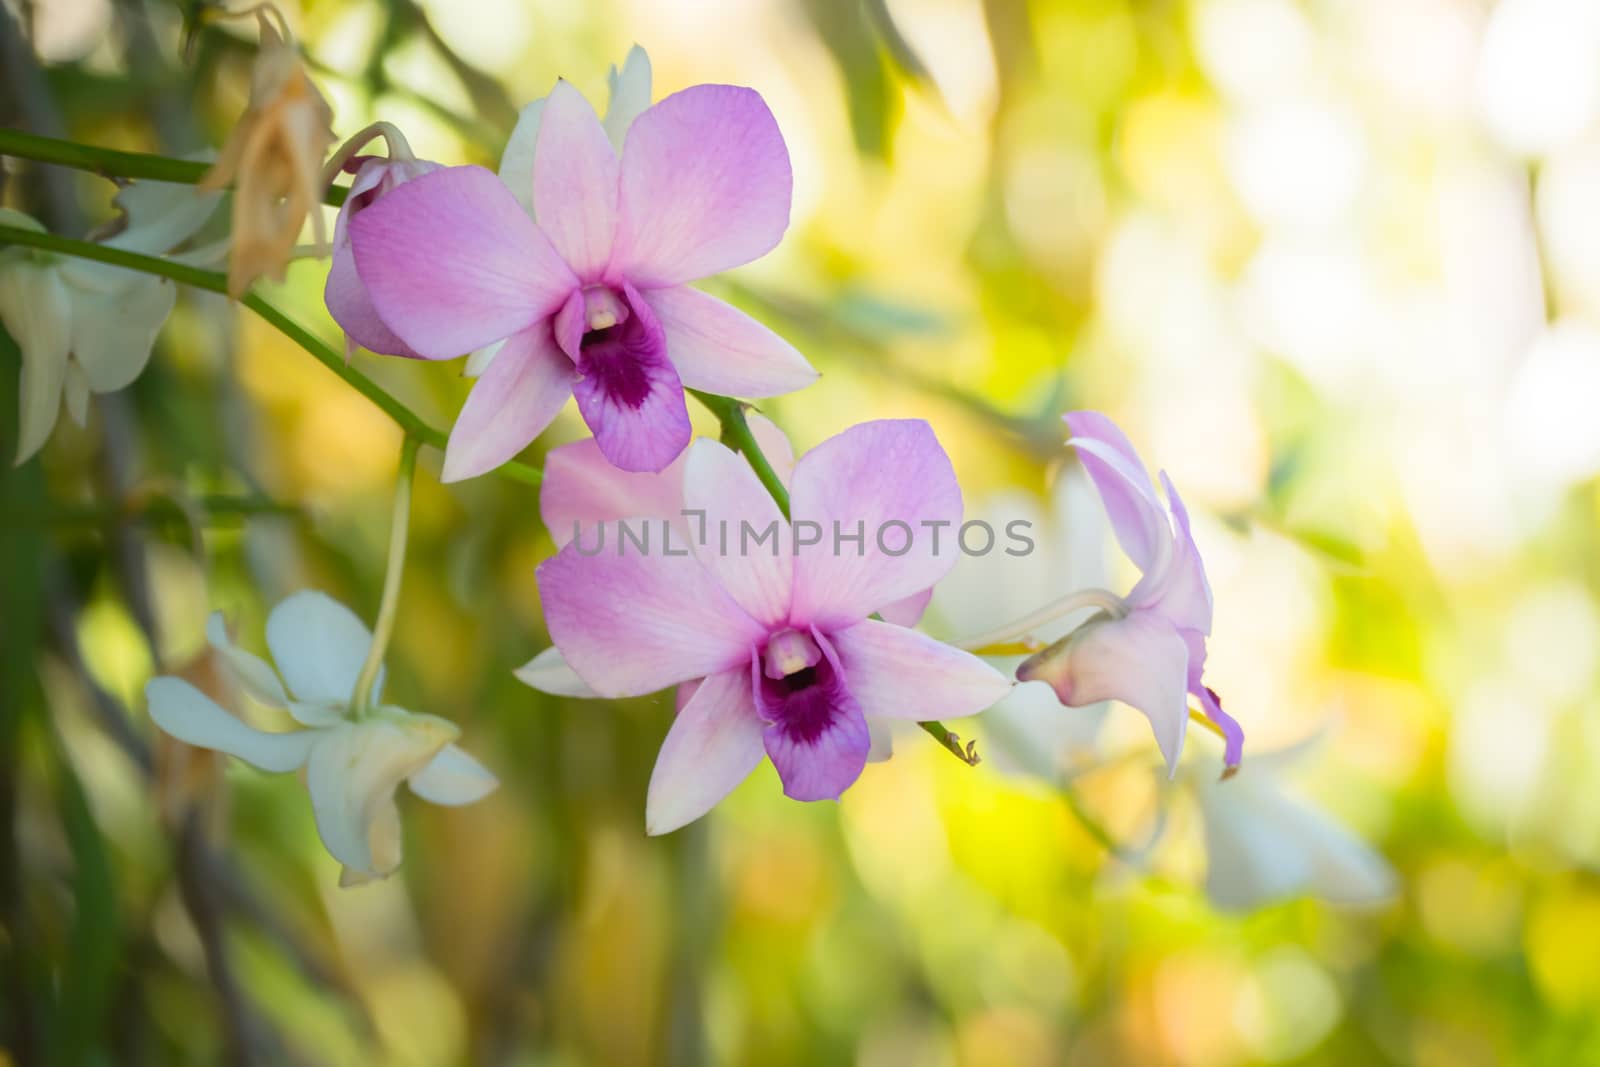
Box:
63;362;89;427
498;96;547;218
512;646;599;697
408;743;499;805
0;257;71;465
305;713;458;879
145;676;315;772
205;611;289;707
64;268;176;393
265;591;381;705
102;178;224;256
603;45;654;150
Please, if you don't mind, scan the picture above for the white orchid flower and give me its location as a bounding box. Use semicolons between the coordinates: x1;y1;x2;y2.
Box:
1191;733;1397;912
145;591;497;887
0;178;224;464
926;465;1113;780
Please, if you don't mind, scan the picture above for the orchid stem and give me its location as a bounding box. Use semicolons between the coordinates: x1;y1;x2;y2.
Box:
689;390;975;767
0;128;348;207
0;223;541;486
949;587;1126;652
351;435;418;715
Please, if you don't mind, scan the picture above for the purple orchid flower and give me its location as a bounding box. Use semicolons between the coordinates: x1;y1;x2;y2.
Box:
1016;411;1245;775
324;155;441;359
349;80;816;479
535;419;1011;833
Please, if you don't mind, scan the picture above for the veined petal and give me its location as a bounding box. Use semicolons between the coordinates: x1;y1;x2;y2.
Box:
682;438;793;627
306;713;457;879
513;646;599;697
408;743;499;806
266;591;380;706
571;284;691;472
535;81;620;280
539;435;690;547
1128;471;1212;633
538;538;766;698
1017;610;1191;776
205;612;289;707
788;420;963;629
760;637;870;802
1;258;71;465
350;165;578;358
646;667;765;834
830;619;1011;721
145;677;316;772
877;587;932;627
1064;411;1169;577
603;45;653;150
498;97;547;218
442;325;576;483
642;286;816;398
612;85;792;287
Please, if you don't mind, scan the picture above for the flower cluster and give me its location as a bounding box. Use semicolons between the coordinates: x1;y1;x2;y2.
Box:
0;18;1394;910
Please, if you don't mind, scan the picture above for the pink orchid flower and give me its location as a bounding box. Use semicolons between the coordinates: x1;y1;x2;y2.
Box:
535;420;1011;833
324;155;441;358
349;79;816;479
1016;411;1244;775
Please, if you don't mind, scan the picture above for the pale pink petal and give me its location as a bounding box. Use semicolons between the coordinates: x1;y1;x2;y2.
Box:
350;166;578;358
830;619;1011;721
645;667;766;834
325;243;421;357
534;81;620;279
642;285;816;398
442;326;577;483
681;439;793;627
1064;411;1169;576
1128;471;1213;633
788;420;963;629
540;437;689;547
611;85;792;287
877;588;932;627
1016;610;1191;776
571;284;691;472
537;543;766;698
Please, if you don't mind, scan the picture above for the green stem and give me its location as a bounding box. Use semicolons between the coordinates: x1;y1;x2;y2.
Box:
688;390;975;767
0;223;541;486
351;435;418;714
0;129;348;207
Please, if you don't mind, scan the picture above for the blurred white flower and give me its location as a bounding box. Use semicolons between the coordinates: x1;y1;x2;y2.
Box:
146;591;497;886
1191;734;1395;911
0;179;223;464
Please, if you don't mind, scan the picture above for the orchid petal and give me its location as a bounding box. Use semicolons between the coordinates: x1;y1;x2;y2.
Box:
788;420;963;629
645;667;766;834
761;671;870;802
102;177;223;256
145;677;315;772
877;588;933;627
603;46;653;150
830;619;1011;721
265;591;380;706
63;364;89;427
66;269;176;392
539;436;689;547
571;284;691;472
1128;471;1212;632
612;85;791;287
534;80;620;279
1016;610;1191;776
1;258;71;465
681;438;793;627
306;714;457;879
498;97;547;218
325;242;420;357
442;325;576;483
205;612;289;707
350;165;577;358
408;743;499;806
642;285;816;398
1064;411;1168;576
537;540;766;698
512;646;599;698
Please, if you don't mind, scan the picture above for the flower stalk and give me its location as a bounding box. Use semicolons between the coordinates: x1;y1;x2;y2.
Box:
350;435;419;715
